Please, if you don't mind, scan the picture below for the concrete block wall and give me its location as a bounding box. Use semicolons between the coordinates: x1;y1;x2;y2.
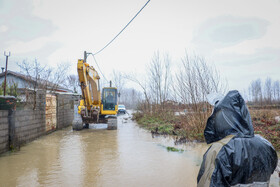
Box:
0;91;79;154
0;110;9;154
57;94;79;129
14;109;45;145
11;90;46;147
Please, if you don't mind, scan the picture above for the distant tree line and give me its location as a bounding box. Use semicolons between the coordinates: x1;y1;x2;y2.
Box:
248;77;280;105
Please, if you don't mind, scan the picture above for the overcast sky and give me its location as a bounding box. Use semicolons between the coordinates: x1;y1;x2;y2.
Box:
1;0;280;93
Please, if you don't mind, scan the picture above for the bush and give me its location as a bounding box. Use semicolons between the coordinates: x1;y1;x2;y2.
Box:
133;108;210;142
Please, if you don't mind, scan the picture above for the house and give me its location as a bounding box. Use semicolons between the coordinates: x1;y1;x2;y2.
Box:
0;70;73;95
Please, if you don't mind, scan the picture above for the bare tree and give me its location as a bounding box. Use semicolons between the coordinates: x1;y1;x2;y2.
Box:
17;59;69;109
264;77;272;104
175;53;225;108
148;51;171;110
17;59;51;109
98;77;107;92
249;79;262;104
125;73;151;112
249;77;280;104
273;80;280;102
65;74;80;93
48;63;70;91
174;52;226;130
121;88;142;109
111;70;125;103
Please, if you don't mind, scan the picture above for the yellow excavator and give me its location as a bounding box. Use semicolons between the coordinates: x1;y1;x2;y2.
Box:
72;51;118;130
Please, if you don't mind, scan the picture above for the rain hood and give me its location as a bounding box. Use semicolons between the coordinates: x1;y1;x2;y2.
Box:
204;90;254;144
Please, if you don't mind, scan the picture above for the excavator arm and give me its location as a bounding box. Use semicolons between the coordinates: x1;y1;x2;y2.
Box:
77;59;101;122
77;59;101;109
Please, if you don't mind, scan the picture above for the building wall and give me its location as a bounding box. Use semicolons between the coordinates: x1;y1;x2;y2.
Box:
0;110;9;154
0;74;27;89
0;92;80;154
9;91;46;148
57;94;79;129
13;109;46;145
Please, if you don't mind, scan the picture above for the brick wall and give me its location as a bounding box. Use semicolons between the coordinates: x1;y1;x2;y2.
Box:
0;110;9;154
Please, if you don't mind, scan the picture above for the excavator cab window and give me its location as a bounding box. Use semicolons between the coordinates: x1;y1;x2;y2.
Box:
102;88;118;110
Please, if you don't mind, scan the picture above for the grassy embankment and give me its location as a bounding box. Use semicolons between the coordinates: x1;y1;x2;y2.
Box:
133;109;280;151
133;111;207;143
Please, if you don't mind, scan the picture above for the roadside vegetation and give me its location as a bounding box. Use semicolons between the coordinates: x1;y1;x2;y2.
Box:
133;108;280;151
131;51;223;143
133;111;207;142
129;51;280;151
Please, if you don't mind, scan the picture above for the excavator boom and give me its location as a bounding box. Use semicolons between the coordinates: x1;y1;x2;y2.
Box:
77;59;101;109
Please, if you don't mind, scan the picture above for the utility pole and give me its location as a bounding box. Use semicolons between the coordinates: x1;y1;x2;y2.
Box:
3;51;11;96
83;51;92;63
84;51;87;62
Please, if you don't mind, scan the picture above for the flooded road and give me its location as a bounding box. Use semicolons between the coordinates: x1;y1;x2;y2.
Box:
0;113;279;187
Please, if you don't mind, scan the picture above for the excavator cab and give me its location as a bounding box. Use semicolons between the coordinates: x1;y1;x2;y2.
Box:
101;87;118;115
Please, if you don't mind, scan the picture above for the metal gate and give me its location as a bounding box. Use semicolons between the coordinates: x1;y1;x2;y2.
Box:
46;94;57;132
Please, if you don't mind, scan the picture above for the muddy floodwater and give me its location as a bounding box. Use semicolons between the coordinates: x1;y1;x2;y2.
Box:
0;113;279;187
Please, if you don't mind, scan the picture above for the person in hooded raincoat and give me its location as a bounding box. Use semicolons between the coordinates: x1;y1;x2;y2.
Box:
197;90;278;187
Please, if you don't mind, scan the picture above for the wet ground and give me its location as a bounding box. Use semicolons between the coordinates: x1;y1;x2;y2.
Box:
0;112;279;187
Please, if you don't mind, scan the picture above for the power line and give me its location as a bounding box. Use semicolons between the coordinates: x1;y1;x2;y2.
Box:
91;54;117;87
90;54;108;83
93;0;151;56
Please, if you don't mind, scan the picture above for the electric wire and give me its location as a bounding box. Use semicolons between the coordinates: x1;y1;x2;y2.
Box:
92;54;117;87
90;53;109;83
93;0;151;56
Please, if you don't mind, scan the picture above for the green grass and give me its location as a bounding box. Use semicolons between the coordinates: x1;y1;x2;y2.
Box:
133;112;206;142
166;146;184;153
135;113;176;135
268;124;280;131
